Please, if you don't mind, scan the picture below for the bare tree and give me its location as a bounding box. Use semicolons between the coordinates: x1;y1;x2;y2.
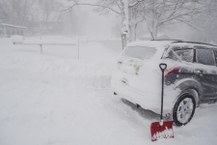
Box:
63;0;205;41
94;0;203;40
62;0;129;48
64;0;130;48
189;0;217;43
0;0;8;22
37;0;62;32
128;0;203;40
0;0;31;25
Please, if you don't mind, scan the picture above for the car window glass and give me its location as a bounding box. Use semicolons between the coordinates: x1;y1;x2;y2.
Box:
213;49;217;65
174;48;193;62
164;49;178;60
123;46;157;60
165;46;193;62
196;47;215;66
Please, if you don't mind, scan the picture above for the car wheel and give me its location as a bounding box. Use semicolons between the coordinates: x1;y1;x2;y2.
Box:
173;94;196;126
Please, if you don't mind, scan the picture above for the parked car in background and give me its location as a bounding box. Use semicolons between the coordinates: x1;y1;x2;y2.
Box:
112;40;217;126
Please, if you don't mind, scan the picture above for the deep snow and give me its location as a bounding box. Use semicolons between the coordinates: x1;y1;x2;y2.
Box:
0;37;217;145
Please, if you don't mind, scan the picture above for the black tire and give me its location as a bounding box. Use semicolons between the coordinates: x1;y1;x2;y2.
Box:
173;94;196;126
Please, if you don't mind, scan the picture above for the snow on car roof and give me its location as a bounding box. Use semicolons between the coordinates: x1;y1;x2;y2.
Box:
127;40;172;49
173;40;217;47
171;42;217;49
128;39;217;47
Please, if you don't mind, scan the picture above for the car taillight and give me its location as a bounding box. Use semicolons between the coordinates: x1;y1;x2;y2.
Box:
165;67;180;77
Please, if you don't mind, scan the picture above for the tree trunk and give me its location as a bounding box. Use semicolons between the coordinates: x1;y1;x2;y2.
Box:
120;0;129;49
151;18;158;40
153;26;158;40
129;23;137;41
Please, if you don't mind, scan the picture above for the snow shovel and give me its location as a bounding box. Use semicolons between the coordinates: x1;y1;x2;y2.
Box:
150;63;174;141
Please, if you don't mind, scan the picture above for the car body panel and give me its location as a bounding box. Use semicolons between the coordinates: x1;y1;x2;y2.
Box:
112;40;217;115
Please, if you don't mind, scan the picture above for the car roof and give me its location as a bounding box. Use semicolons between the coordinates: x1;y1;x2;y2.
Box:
127;40;171;49
172;40;217;48
128;39;217;48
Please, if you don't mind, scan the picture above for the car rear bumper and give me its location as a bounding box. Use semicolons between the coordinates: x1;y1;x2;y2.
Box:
111;72;177;114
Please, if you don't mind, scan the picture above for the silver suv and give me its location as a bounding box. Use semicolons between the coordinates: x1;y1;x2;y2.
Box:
112;40;217;126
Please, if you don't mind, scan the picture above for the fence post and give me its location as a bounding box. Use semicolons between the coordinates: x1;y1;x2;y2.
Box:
121;33;127;50
77;38;79;59
39;44;43;53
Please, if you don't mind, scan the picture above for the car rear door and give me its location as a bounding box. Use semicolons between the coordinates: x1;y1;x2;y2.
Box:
194;46;217;100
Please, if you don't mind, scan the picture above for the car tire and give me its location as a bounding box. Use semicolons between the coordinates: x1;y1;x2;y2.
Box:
173;94;196;126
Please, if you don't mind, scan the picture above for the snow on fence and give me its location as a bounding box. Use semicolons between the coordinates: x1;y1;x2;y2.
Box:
12;37;80;59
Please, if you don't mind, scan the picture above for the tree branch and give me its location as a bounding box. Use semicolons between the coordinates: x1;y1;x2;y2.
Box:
176;18;201;31
129;0;145;8
63;2;121;15
115;0;122;11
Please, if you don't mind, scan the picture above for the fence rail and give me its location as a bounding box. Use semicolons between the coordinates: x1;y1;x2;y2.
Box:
13;40;79;59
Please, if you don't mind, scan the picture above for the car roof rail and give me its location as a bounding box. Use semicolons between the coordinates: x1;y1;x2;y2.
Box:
172;40;217;47
151;39;183;42
151;39;217;47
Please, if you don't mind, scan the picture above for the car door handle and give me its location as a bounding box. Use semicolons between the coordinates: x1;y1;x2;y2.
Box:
195;70;202;73
195;70;203;76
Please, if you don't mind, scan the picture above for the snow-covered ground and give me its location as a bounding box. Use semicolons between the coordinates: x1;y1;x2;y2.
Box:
0;36;217;145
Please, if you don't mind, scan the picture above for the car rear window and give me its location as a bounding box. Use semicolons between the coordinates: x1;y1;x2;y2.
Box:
123;46;157;60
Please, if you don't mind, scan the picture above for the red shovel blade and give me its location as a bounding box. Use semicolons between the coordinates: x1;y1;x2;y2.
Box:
150;120;174;141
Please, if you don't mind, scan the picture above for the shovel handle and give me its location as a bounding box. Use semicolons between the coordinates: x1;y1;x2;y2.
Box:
159;63;167;72
159;63;167;121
